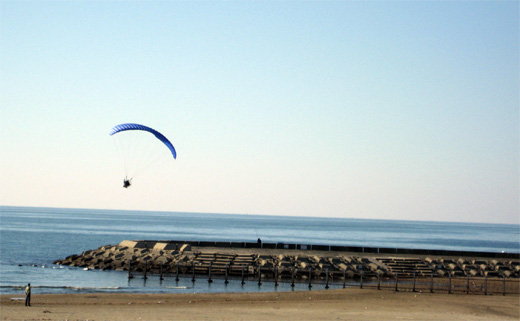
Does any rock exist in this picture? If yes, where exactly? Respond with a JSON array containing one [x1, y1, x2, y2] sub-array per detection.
[[341, 257, 352, 264], [156, 257, 170, 265], [103, 258, 114, 264], [179, 244, 191, 252], [367, 263, 379, 271], [154, 242, 177, 250], [310, 256, 321, 263], [119, 240, 147, 249]]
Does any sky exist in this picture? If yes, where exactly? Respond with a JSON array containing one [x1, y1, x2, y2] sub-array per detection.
[[1, 1, 518, 224]]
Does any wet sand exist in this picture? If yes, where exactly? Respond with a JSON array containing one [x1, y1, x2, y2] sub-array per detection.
[[2, 289, 519, 320]]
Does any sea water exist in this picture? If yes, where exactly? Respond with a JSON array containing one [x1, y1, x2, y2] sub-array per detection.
[[1, 206, 518, 295]]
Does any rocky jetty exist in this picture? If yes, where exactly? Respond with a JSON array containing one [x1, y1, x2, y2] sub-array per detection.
[[54, 240, 520, 282], [55, 241, 191, 273]]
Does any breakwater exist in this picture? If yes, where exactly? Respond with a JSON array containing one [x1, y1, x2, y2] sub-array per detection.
[[169, 239, 519, 259], [55, 240, 520, 282]]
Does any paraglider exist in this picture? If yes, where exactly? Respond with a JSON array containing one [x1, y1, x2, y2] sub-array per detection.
[[110, 123, 176, 188]]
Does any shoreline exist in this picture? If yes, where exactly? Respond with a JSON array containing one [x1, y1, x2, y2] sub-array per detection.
[[2, 289, 519, 320]]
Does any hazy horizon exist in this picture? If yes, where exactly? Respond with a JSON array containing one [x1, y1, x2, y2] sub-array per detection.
[[1, 205, 517, 226]]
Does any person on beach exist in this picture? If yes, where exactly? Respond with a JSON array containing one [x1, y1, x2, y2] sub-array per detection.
[[25, 283, 31, 306]]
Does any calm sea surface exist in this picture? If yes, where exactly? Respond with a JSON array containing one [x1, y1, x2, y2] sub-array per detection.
[[1, 206, 518, 295]]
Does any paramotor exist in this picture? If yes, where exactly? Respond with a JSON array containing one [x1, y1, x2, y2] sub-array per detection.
[[110, 123, 176, 187]]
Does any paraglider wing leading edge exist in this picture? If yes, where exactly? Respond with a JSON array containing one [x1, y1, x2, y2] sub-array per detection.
[[109, 123, 177, 159]]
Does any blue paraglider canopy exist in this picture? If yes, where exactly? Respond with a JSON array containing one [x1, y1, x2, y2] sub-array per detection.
[[109, 123, 176, 159]]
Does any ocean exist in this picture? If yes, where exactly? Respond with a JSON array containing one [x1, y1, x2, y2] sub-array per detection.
[[1, 206, 518, 295]]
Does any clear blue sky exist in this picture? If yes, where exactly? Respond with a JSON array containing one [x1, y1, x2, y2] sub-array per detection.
[[1, 1, 518, 224]]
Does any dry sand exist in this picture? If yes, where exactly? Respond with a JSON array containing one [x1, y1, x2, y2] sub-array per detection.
[[2, 289, 519, 321]]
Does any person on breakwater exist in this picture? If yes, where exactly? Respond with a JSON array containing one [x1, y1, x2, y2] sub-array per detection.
[[25, 283, 31, 307]]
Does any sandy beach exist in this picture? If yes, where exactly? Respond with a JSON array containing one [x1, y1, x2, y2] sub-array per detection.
[[2, 289, 519, 321]]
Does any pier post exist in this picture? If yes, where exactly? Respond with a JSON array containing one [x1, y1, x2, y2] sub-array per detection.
[[412, 271, 416, 292], [448, 271, 452, 294], [160, 263, 164, 281], [175, 262, 180, 282], [274, 266, 278, 287], [430, 272, 434, 293], [192, 261, 196, 282], [128, 260, 133, 279], [360, 270, 363, 289], [241, 264, 245, 285], [291, 266, 295, 287], [258, 265, 262, 286], [343, 269, 347, 289], [377, 271, 381, 290], [503, 275, 506, 296], [484, 274, 488, 295], [394, 272, 398, 292], [225, 264, 229, 284], [466, 274, 470, 294], [325, 268, 329, 289], [143, 260, 148, 280], [208, 262, 213, 283], [308, 268, 312, 289]]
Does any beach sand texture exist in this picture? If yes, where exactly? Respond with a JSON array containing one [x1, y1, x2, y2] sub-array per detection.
[[2, 289, 519, 321]]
